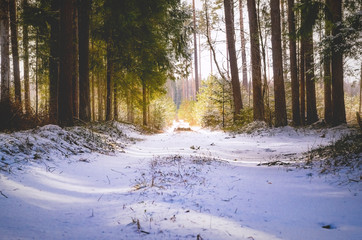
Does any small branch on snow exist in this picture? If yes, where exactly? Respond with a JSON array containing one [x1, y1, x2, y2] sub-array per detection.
[[348, 178, 360, 183], [0, 191, 8, 198], [111, 168, 123, 174], [110, 168, 126, 176], [89, 209, 94, 218], [106, 175, 111, 185], [97, 194, 103, 202]]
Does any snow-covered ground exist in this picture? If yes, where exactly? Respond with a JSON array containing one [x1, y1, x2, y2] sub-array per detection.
[[0, 122, 361, 240]]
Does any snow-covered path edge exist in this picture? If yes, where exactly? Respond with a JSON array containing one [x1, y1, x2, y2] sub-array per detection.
[[0, 123, 361, 240]]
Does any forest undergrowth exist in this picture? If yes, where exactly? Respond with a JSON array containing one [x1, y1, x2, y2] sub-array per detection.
[[0, 121, 139, 173], [1, 120, 361, 185], [301, 132, 362, 184]]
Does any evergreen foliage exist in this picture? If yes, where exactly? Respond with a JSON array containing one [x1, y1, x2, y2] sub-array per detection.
[[0, 0, 360, 130]]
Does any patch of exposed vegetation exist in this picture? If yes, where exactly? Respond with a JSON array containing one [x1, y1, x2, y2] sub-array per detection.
[[0, 121, 139, 173], [304, 132, 362, 183]]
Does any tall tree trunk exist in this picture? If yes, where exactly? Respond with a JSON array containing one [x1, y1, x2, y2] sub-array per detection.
[[259, 27, 268, 113], [209, 26, 213, 75], [78, 0, 91, 122], [323, 4, 332, 124], [147, 92, 150, 126], [130, 90, 134, 123], [72, 5, 79, 119], [58, 0, 74, 127], [9, 0, 21, 108], [91, 70, 95, 121], [35, 30, 39, 116], [247, 0, 264, 121], [301, 0, 318, 125], [97, 73, 103, 121], [300, 40, 305, 125], [126, 89, 131, 122], [303, 33, 318, 124], [239, 0, 248, 91], [280, 0, 288, 82], [323, 55, 332, 123], [327, 0, 345, 125], [198, 33, 202, 81], [142, 80, 147, 126], [204, 0, 213, 76], [49, 0, 59, 123], [22, 0, 31, 114], [271, 0, 287, 127], [224, 0, 243, 118], [106, 37, 113, 121], [192, 0, 199, 96], [0, 0, 11, 128], [287, 0, 300, 125], [113, 80, 118, 120]]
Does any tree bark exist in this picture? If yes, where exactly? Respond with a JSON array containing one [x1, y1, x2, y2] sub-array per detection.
[[287, 0, 300, 125], [9, 0, 21, 107], [323, 3, 332, 124], [58, 0, 74, 127], [72, 5, 79, 119], [247, 0, 264, 121], [49, 0, 59, 123], [35, 31, 39, 116], [239, 0, 248, 91], [22, 0, 31, 115], [224, 0, 243, 118], [0, 0, 11, 127], [97, 73, 103, 121], [113, 79, 118, 120], [323, 55, 332, 123], [91, 72, 95, 121], [327, 0, 346, 125], [78, 0, 91, 122], [192, 0, 199, 97], [300, 40, 305, 125], [106, 37, 113, 121], [303, 34, 318, 124], [271, 0, 287, 127], [280, 0, 288, 82], [301, 0, 318, 125], [142, 80, 147, 126], [1, 0, 10, 102]]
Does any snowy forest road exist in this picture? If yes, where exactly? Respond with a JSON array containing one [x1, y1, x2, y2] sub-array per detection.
[[0, 124, 361, 240]]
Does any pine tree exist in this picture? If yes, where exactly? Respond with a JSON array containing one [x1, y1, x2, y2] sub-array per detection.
[[300, 0, 318, 125], [49, 0, 60, 123], [9, 0, 21, 108], [0, 0, 11, 127], [72, 5, 79, 119], [239, 0, 248, 91], [270, 0, 287, 127], [327, 0, 346, 125], [247, 0, 264, 121], [22, 0, 31, 115], [106, 37, 113, 121], [58, 0, 74, 126], [224, 0, 243, 118], [78, 0, 91, 122], [193, 0, 199, 97], [287, 0, 300, 125], [323, 1, 332, 124]]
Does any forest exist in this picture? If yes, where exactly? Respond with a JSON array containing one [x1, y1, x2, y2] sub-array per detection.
[[0, 0, 360, 130], [0, 0, 361, 239]]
